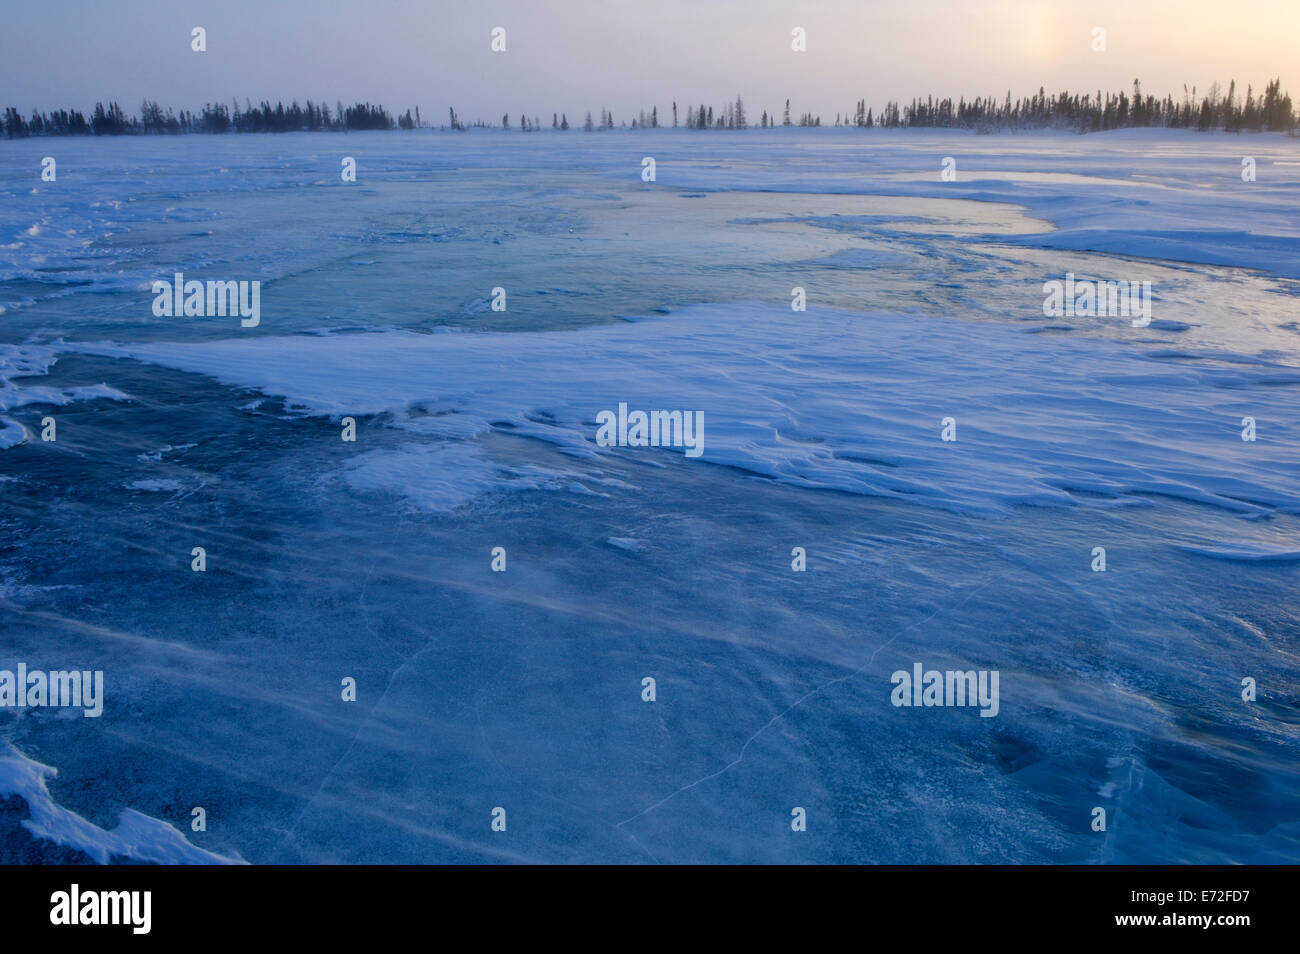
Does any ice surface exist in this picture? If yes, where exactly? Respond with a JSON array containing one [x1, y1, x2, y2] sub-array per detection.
[[1, 129, 1297, 864]]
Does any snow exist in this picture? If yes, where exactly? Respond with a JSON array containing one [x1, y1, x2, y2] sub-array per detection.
[[0, 742, 244, 864], [124, 478, 184, 492], [0, 419, 26, 450], [79, 302, 1300, 527], [0, 343, 129, 446]]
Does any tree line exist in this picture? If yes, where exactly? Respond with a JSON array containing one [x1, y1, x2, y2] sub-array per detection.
[[4, 79, 1295, 139], [856, 79, 1296, 133], [3, 99, 403, 137]]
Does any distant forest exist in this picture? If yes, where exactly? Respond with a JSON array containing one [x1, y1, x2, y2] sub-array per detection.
[[3, 79, 1296, 138]]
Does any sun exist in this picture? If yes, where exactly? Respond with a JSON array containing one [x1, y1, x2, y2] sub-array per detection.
[[1025, 2, 1065, 65]]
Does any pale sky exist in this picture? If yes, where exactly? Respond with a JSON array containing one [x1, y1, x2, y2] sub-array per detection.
[[2, 0, 1296, 122]]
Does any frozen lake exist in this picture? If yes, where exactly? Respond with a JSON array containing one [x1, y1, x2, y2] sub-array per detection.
[[1, 128, 1298, 863]]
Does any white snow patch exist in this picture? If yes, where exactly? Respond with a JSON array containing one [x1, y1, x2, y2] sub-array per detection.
[[74, 303, 1300, 524], [124, 478, 184, 493], [0, 344, 129, 447], [0, 419, 27, 449], [607, 537, 645, 552], [0, 743, 244, 864], [341, 442, 570, 512]]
